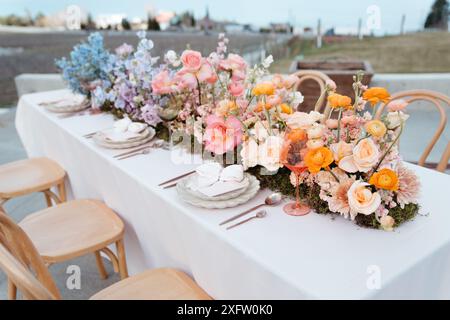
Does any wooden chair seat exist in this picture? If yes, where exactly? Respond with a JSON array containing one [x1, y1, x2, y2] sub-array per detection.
[[19, 199, 124, 264], [0, 157, 65, 199], [90, 268, 212, 300]]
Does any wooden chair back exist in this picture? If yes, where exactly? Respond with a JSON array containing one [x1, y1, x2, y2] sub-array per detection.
[[0, 210, 60, 299], [375, 89, 450, 172], [291, 70, 333, 116]]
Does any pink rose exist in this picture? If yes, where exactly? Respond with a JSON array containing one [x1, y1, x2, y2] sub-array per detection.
[[387, 99, 408, 112], [197, 61, 217, 84], [229, 81, 245, 97], [220, 53, 247, 71], [181, 50, 203, 72], [174, 70, 197, 90], [152, 70, 175, 95], [203, 115, 243, 155]]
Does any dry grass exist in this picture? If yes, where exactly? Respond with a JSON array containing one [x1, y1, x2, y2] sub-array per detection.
[[272, 32, 450, 74]]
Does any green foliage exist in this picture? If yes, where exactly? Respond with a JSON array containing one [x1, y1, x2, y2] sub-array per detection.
[[247, 166, 419, 229], [424, 0, 449, 29]]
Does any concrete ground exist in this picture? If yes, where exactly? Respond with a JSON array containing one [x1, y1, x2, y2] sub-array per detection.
[[0, 103, 448, 300], [0, 108, 120, 300]]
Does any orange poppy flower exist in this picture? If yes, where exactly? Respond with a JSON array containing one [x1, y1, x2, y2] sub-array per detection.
[[252, 82, 275, 96]]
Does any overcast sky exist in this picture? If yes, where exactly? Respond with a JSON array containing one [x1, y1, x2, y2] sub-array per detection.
[[1, 0, 436, 34]]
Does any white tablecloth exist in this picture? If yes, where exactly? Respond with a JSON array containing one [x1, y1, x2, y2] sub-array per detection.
[[15, 89, 450, 299]]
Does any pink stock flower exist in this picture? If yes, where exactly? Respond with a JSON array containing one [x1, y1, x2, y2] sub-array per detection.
[[203, 115, 243, 155], [180, 50, 203, 72], [151, 70, 176, 95], [228, 81, 245, 97]]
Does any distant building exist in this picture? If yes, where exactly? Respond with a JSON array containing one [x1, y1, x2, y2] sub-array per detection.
[[198, 7, 215, 31], [269, 23, 293, 33], [96, 14, 126, 29]]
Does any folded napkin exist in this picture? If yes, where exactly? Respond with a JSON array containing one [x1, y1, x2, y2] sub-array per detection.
[[113, 118, 148, 139], [187, 163, 245, 197], [113, 117, 133, 133]]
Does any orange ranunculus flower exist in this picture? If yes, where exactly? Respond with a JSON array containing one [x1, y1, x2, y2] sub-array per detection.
[[363, 87, 390, 106], [252, 82, 275, 96], [286, 129, 307, 142], [365, 120, 387, 138], [304, 147, 334, 173], [327, 93, 352, 109], [280, 103, 293, 114], [369, 168, 399, 191]]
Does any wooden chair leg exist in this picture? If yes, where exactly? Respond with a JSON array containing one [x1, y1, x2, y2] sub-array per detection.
[[116, 239, 128, 280], [57, 181, 67, 203], [8, 279, 17, 300], [94, 251, 108, 280], [44, 191, 53, 207]]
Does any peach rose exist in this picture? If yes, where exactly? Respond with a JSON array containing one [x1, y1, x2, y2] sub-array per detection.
[[181, 50, 203, 72], [330, 141, 353, 163], [387, 99, 408, 112], [306, 123, 325, 139], [347, 181, 381, 218], [338, 138, 380, 173], [307, 139, 324, 149], [325, 119, 339, 129]]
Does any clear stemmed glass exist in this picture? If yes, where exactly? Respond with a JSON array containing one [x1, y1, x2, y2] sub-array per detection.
[[280, 129, 311, 216]]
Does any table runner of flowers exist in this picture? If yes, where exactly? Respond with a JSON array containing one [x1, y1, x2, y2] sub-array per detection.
[[55, 32, 420, 231]]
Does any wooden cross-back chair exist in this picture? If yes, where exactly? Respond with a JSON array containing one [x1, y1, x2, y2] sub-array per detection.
[[375, 89, 450, 173], [291, 70, 333, 116], [0, 211, 60, 300], [0, 210, 211, 300]]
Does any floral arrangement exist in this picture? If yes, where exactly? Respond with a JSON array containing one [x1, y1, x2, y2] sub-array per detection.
[[58, 33, 421, 231], [56, 33, 115, 96]]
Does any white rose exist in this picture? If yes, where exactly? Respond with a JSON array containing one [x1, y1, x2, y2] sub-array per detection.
[[286, 112, 316, 130], [251, 121, 269, 142], [339, 138, 380, 173], [306, 139, 324, 149], [240, 139, 259, 169], [258, 135, 283, 172], [307, 123, 325, 139], [347, 181, 382, 219], [386, 111, 409, 129]]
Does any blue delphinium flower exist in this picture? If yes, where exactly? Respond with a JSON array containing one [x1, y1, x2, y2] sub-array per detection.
[[55, 33, 115, 95]]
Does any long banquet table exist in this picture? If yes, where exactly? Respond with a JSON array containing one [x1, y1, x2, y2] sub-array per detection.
[[15, 89, 450, 299]]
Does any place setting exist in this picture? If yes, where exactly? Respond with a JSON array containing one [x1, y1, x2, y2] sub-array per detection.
[[157, 162, 285, 230], [38, 93, 91, 118]]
